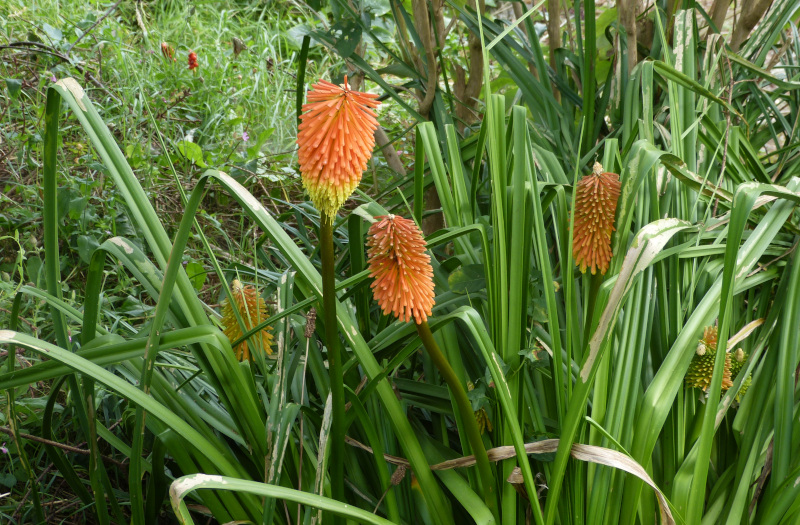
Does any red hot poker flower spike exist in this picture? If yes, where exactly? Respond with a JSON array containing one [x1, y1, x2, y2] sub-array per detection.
[[367, 215, 435, 324], [297, 77, 380, 220], [573, 162, 621, 275], [685, 326, 733, 392], [188, 51, 199, 70], [221, 279, 273, 361]]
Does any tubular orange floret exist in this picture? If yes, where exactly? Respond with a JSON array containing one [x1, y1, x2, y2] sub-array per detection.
[[221, 279, 273, 361], [573, 162, 621, 275], [297, 77, 381, 219], [367, 215, 435, 324]]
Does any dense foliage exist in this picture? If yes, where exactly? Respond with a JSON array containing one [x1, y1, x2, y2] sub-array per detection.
[[2, 0, 800, 524]]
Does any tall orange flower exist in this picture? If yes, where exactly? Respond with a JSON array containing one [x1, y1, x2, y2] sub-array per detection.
[[367, 215, 435, 324], [572, 162, 621, 275], [221, 279, 273, 361], [297, 78, 380, 220]]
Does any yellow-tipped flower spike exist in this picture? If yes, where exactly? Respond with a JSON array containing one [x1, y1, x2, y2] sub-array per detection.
[[735, 376, 752, 402], [573, 162, 621, 275], [367, 215, 435, 324], [297, 77, 381, 220], [730, 347, 751, 402], [221, 279, 273, 361], [475, 407, 493, 435], [685, 326, 733, 392]]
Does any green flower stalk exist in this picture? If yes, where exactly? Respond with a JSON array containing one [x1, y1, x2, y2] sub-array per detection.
[[367, 215, 498, 516]]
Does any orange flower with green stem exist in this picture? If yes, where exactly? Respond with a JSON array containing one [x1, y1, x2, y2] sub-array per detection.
[[296, 77, 380, 515], [366, 214, 498, 517], [297, 77, 380, 221]]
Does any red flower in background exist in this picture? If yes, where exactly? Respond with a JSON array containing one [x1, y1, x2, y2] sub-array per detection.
[[161, 42, 176, 62], [188, 51, 199, 70]]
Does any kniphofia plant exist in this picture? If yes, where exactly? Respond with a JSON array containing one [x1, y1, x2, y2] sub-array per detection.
[[366, 215, 498, 518], [297, 77, 380, 513]]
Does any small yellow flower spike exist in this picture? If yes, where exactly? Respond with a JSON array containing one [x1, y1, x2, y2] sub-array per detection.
[[221, 279, 273, 361], [685, 326, 733, 392], [475, 408, 493, 434], [297, 77, 381, 220], [367, 215, 435, 324], [730, 347, 751, 402], [573, 162, 621, 275]]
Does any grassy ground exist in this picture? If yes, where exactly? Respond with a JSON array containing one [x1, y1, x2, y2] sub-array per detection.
[[1, 1, 329, 521], [0, 0, 330, 310]]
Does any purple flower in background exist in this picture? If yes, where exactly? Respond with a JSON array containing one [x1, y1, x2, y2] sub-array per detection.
[[51, 75, 57, 83], [241, 131, 249, 142], [0, 442, 8, 454]]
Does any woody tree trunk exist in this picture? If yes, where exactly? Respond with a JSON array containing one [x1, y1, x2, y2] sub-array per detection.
[[453, 0, 486, 128], [401, 0, 487, 235], [619, 0, 639, 73], [708, 0, 731, 34], [730, 0, 775, 51]]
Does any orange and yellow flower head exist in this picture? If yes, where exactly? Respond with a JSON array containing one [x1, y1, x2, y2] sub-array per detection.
[[573, 162, 621, 275], [221, 279, 273, 361], [367, 215, 435, 324], [297, 78, 381, 220]]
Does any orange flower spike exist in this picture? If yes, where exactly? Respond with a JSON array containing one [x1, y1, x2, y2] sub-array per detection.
[[221, 279, 273, 361], [297, 78, 381, 220], [573, 162, 621, 275], [367, 215, 435, 324]]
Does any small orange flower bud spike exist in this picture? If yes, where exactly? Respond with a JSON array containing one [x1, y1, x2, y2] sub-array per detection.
[[188, 51, 199, 70], [573, 162, 621, 275], [367, 215, 435, 324], [221, 279, 273, 361], [297, 78, 381, 220], [161, 42, 176, 61]]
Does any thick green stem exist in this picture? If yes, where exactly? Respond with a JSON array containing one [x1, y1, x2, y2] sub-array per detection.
[[320, 213, 345, 516], [417, 320, 498, 518], [583, 272, 604, 347]]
